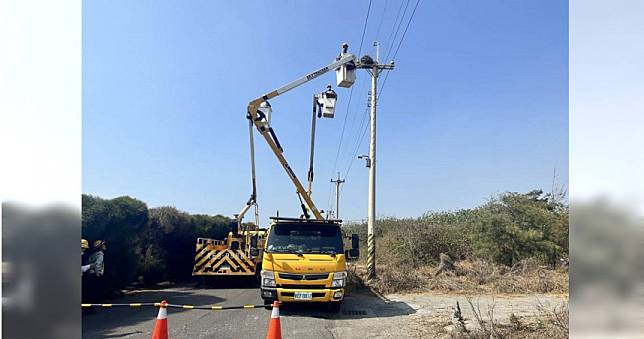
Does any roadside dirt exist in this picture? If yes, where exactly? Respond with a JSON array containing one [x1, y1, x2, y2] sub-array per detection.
[[385, 292, 568, 338]]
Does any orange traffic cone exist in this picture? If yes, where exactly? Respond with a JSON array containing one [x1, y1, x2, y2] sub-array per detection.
[[265, 301, 282, 339], [151, 300, 168, 339]]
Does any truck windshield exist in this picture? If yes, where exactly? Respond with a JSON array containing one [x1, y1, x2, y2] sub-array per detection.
[[266, 223, 343, 254]]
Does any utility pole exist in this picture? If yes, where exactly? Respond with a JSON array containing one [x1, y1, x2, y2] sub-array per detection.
[[358, 41, 394, 281], [330, 172, 345, 219]]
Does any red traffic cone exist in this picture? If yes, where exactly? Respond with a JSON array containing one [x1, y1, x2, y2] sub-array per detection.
[[151, 300, 168, 339], [265, 301, 282, 339]]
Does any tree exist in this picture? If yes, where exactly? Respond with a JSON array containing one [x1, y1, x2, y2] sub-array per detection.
[[471, 190, 568, 266], [82, 194, 149, 295], [140, 207, 232, 283]]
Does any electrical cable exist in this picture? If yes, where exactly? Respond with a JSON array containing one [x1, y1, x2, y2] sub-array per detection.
[[329, 0, 372, 189], [384, 0, 411, 63]]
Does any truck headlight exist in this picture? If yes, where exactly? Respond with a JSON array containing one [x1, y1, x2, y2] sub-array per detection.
[[331, 271, 347, 288], [261, 270, 276, 288]]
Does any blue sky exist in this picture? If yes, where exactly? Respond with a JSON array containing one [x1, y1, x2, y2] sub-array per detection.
[[83, 0, 568, 223]]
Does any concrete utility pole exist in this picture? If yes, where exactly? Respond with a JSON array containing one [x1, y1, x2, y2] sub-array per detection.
[[330, 172, 345, 219], [358, 41, 394, 281]]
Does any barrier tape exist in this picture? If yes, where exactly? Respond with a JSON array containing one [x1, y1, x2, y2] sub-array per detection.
[[81, 303, 265, 310]]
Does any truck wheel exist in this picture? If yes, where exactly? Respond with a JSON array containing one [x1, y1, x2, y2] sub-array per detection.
[[254, 265, 262, 287], [253, 272, 261, 287], [263, 299, 274, 310], [327, 301, 342, 313]]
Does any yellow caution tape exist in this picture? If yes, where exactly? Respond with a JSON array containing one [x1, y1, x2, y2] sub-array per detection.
[[81, 302, 265, 310]]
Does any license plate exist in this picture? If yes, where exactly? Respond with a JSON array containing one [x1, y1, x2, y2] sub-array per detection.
[[294, 292, 312, 300]]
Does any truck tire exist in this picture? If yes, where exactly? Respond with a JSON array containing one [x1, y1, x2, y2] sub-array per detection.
[[327, 301, 342, 313], [253, 264, 262, 288]]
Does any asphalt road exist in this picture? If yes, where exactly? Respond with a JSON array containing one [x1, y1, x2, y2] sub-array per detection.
[[82, 281, 417, 339]]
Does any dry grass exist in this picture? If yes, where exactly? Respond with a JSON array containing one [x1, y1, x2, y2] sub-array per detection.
[[362, 258, 568, 295], [409, 299, 569, 339]]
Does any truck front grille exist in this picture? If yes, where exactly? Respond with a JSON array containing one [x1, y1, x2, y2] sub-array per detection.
[[277, 284, 326, 290], [278, 273, 329, 280]]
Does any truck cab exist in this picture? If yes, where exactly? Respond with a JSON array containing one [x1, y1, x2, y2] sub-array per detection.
[[259, 217, 359, 311]]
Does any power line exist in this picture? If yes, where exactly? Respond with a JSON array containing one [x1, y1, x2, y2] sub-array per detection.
[[339, 82, 369, 170], [391, 0, 421, 60], [344, 109, 370, 179], [330, 0, 372, 178], [340, 90, 370, 176], [357, 0, 373, 56], [384, 0, 406, 52], [379, 0, 421, 98], [384, 0, 411, 62], [340, 0, 392, 179], [327, 0, 373, 210], [345, 0, 421, 179], [330, 87, 354, 177], [343, 99, 370, 179], [374, 0, 389, 42]]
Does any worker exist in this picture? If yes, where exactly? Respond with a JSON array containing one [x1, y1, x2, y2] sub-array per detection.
[[84, 240, 106, 303], [88, 240, 105, 277], [81, 239, 91, 274], [256, 101, 272, 131]]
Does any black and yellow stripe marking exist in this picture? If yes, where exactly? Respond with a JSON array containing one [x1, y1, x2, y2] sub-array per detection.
[[192, 247, 257, 276], [367, 233, 376, 279], [81, 303, 263, 310]]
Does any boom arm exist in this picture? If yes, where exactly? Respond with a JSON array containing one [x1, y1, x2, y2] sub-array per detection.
[[247, 51, 357, 118], [245, 44, 357, 221]]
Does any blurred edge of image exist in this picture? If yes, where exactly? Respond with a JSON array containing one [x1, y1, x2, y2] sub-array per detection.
[[2, 204, 80, 339], [569, 0, 644, 337], [1, 0, 82, 338]]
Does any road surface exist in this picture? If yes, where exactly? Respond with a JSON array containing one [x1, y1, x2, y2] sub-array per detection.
[[82, 281, 416, 339], [82, 280, 567, 338]]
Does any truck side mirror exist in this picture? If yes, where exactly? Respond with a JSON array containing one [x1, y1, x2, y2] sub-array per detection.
[[349, 234, 360, 259]]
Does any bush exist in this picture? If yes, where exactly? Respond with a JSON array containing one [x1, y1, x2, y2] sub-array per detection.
[[374, 266, 426, 294], [139, 207, 231, 284], [82, 195, 149, 296], [471, 190, 568, 267], [344, 211, 475, 269], [82, 194, 232, 294], [378, 219, 472, 268], [351, 190, 569, 294]]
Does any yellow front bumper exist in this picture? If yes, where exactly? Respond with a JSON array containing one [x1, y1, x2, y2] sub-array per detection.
[[276, 288, 344, 302]]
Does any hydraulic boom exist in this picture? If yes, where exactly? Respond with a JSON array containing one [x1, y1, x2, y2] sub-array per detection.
[[240, 43, 358, 223]]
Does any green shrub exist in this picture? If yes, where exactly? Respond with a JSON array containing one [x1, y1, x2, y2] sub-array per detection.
[[346, 190, 568, 270], [140, 207, 231, 283], [82, 194, 232, 292], [82, 195, 149, 295], [471, 190, 568, 266]]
